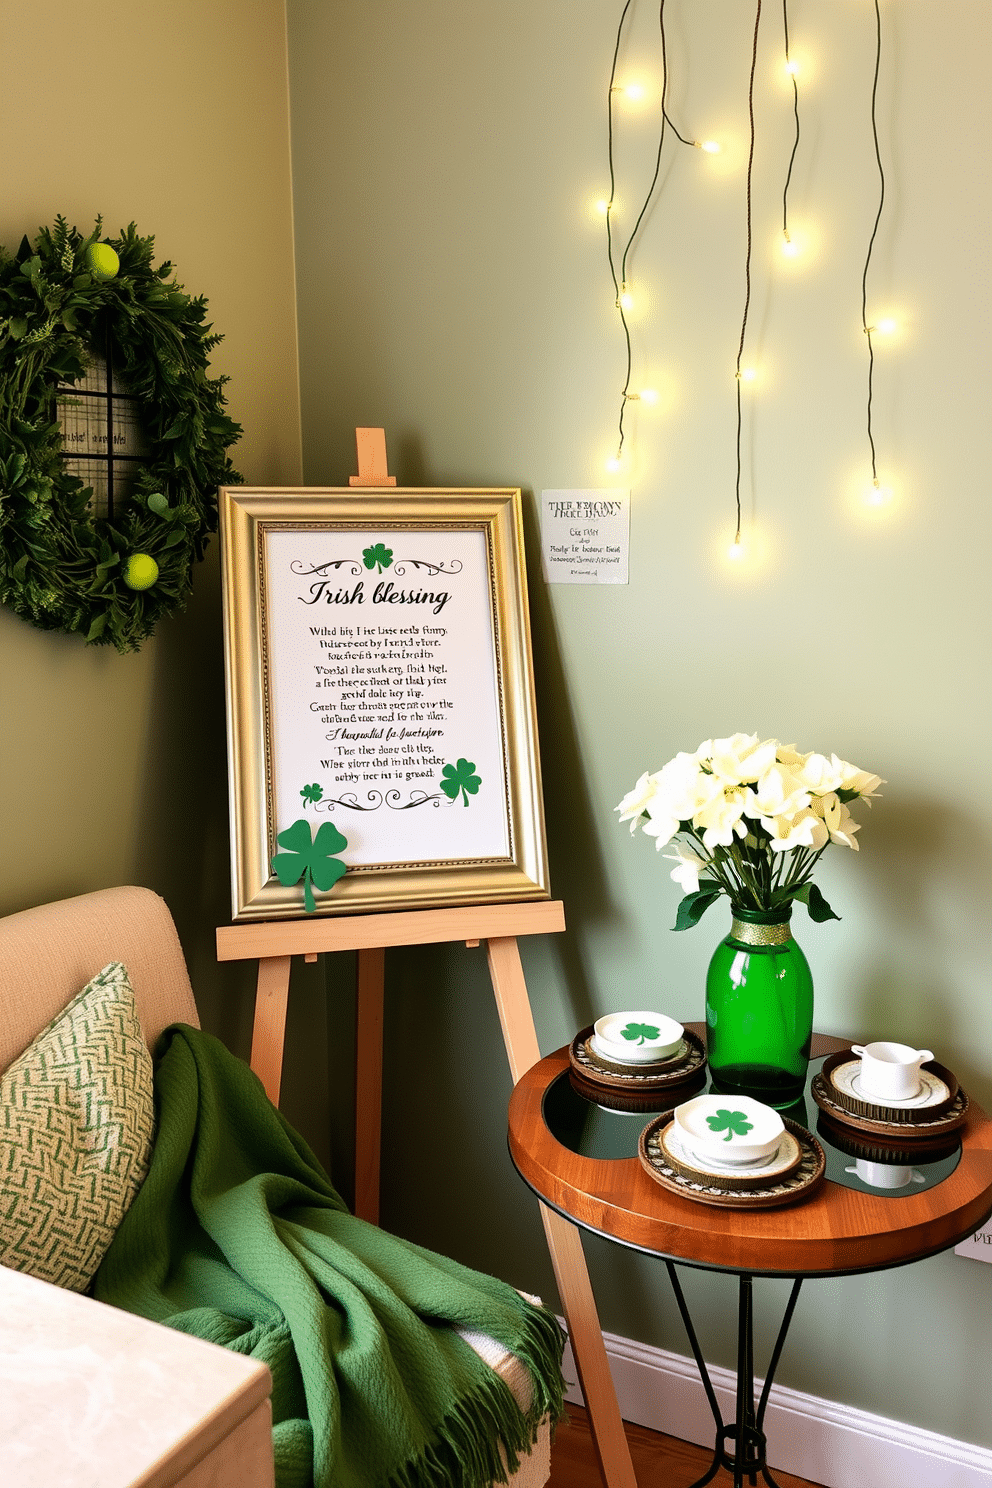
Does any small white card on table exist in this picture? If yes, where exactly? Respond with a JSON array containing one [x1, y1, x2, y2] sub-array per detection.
[[541, 489, 629, 585]]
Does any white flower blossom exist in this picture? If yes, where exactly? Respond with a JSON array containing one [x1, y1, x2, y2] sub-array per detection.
[[664, 845, 709, 894], [811, 792, 862, 849], [743, 761, 811, 822], [764, 808, 830, 852], [618, 733, 883, 915], [706, 733, 778, 785], [615, 770, 661, 833], [795, 752, 846, 794]]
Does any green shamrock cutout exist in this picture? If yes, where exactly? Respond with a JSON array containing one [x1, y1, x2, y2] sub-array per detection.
[[300, 782, 323, 805], [621, 1021, 661, 1045], [363, 543, 393, 574], [439, 758, 482, 807], [271, 818, 347, 914], [705, 1109, 754, 1143]]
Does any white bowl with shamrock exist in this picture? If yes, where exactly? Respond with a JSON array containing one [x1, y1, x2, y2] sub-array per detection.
[[592, 1011, 684, 1064], [673, 1094, 785, 1167]]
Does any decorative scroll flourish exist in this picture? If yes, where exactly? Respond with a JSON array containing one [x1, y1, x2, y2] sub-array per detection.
[[289, 554, 463, 580], [303, 787, 447, 813], [290, 558, 365, 578], [391, 557, 464, 577]]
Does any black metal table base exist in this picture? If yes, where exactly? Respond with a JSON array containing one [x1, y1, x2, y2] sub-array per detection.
[[665, 1263, 804, 1488]]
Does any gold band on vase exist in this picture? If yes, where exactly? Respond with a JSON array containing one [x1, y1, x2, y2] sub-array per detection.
[[730, 917, 793, 947]]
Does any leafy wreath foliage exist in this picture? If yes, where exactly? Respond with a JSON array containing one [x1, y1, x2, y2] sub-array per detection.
[[0, 217, 242, 652]]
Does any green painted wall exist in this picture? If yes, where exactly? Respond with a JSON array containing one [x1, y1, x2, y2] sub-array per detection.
[[0, 0, 339, 1150], [285, 0, 992, 1447]]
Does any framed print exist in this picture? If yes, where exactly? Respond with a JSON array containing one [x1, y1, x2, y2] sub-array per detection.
[[220, 487, 550, 921]]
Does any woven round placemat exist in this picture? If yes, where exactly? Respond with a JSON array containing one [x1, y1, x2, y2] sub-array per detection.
[[811, 1070, 968, 1141], [638, 1113, 825, 1209], [821, 1050, 958, 1122], [569, 1025, 706, 1089]]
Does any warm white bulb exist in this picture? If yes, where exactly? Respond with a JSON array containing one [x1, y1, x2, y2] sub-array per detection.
[[784, 60, 800, 76], [595, 198, 610, 216], [619, 291, 634, 311], [865, 480, 892, 508], [781, 232, 799, 258], [639, 387, 659, 405], [624, 83, 644, 101], [739, 367, 756, 383], [876, 317, 897, 335], [605, 456, 622, 473], [727, 539, 745, 561], [699, 139, 721, 154]]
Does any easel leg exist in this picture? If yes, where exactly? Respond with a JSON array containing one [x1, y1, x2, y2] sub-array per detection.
[[354, 945, 386, 1224], [250, 955, 292, 1107], [485, 937, 637, 1488]]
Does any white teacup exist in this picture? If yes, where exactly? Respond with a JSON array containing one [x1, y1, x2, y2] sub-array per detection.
[[846, 1159, 915, 1190], [850, 1041, 934, 1102]]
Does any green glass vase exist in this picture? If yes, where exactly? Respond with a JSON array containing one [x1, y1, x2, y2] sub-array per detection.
[[704, 905, 813, 1106]]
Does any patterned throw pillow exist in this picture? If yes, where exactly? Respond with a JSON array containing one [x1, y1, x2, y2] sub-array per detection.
[[0, 962, 155, 1292]]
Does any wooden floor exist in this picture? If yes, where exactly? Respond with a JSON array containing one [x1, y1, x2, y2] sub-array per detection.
[[548, 1405, 824, 1488]]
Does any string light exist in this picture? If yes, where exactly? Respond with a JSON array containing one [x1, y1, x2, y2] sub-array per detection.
[[781, 0, 801, 259], [601, 0, 735, 468], [864, 478, 892, 508], [731, 0, 763, 552], [591, 0, 904, 554], [604, 0, 670, 466], [861, 0, 888, 497]]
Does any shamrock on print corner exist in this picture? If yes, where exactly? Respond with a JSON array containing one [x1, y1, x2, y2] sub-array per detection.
[[439, 758, 482, 807], [271, 817, 348, 914]]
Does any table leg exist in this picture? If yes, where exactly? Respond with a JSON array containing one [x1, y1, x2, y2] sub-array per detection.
[[665, 1264, 803, 1488]]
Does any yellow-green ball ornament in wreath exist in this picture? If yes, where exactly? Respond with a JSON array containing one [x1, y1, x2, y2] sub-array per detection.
[[0, 217, 242, 652]]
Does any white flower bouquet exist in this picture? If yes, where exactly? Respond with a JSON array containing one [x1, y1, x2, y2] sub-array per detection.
[[616, 733, 883, 929]]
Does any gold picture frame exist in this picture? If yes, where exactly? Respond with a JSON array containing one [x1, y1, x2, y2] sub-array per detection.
[[219, 487, 550, 921]]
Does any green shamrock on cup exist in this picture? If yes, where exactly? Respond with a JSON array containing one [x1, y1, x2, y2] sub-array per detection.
[[706, 1109, 755, 1143], [621, 1021, 661, 1045]]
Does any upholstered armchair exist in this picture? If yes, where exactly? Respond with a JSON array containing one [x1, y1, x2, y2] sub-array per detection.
[[0, 886, 558, 1488]]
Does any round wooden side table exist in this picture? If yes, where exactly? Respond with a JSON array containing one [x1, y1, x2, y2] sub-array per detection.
[[508, 1029, 992, 1488]]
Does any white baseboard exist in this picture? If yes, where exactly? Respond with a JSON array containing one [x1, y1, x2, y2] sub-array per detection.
[[560, 1325, 992, 1488]]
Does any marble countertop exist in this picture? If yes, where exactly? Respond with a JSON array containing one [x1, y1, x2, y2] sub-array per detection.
[[0, 1264, 272, 1488]]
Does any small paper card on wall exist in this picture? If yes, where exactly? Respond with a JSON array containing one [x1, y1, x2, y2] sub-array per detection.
[[540, 490, 629, 584]]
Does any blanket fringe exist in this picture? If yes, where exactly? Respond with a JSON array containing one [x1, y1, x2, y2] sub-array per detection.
[[387, 1306, 566, 1488]]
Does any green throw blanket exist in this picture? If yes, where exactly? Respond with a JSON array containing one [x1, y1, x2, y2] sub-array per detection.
[[93, 1025, 565, 1488]]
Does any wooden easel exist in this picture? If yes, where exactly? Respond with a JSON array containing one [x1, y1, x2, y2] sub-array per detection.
[[216, 431, 637, 1488]]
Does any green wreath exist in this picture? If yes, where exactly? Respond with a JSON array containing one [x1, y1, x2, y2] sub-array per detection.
[[0, 216, 242, 652]]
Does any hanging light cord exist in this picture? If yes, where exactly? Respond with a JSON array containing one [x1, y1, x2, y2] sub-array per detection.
[[734, 0, 763, 546], [781, 0, 800, 239], [862, 0, 885, 485], [606, 0, 670, 463]]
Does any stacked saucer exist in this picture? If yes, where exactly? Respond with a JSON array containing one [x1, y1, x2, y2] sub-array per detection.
[[568, 1012, 706, 1111], [639, 1093, 825, 1209], [811, 1050, 968, 1142]]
